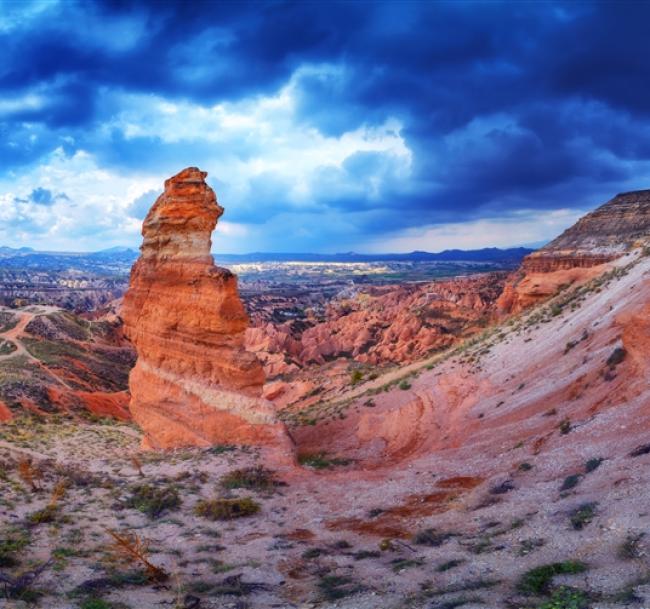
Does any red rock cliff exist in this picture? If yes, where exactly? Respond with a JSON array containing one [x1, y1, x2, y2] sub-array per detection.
[[122, 167, 292, 454], [498, 189, 650, 313]]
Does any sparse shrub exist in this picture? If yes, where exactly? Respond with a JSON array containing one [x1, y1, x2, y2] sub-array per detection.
[[80, 599, 112, 609], [398, 380, 412, 390], [105, 528, 168, 582], [413, 529, 453, 547], [618, 532, 645, 560], [302, 547, 324, 559], [220, 466, 280, 491], [17, 458, 42, 492], [517, 561, 587, 594], [0, 528, 30, 568], [27, 504, 59, 525], [436, 558, 465, 572], [560, 474, 581, 492], [125, 483, 181, 519], [350, 370, 364, 385], [207, 444, 237, 455], [194, 497, 260, 520], [538, 586, 590, 609], [569, 503, 597, 530], [298, 452, 351, 469], [317, 574, 361, 601], [518, 538, 545, 556], [518, 462, 533, 471], [353, 550, 380, 560], [606, 347, 626, 368], [629, 443, 650, 457], [559, 419, 572, 435], [584, 457, 604, 473], [490, 479, 515, 495], [391, 557, 424, 572]]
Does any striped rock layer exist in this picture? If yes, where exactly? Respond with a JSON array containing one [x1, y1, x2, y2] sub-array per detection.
[[122, 167, 292, 454]]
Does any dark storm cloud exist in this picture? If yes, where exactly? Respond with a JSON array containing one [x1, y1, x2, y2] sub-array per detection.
[[2, 0, 650, 248]]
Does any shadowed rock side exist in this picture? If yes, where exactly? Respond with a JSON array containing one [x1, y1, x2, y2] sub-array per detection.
[[121, 167, 292, 454], [498, 189, 650, 313]]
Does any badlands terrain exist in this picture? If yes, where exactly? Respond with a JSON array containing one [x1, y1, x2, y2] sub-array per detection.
[[1, 180, 650, 609]]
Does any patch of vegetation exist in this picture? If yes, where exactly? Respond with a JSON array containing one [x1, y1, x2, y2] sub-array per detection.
[[606, 347, 626, 368], [317, 574, 362, 601], [518, 462, 533, 471], [560, 474, 582, 492], [618, 532, 645, 560], [413, 528, 454, 547], [518, 538, 545, 556], [297, 452, 351, 469], [629, 443, 650, 457], [559, 419, 572, 435], [194, 497, 260, 520], [398, 380, 412, 390], [79, 599, 113, 609], [569, 503, 597, 530], [391, 557, 424, 572], [125, 483, 181, 519], [436, 558, 465, 572], [27, 504, 60, 525], [207, 444, 237, 455], [0, 527, 30, 567], [220, 466, 280, 492], [584, 457, 604, 473], [0, 339, 17, 355], [350, 369, 364, 385], [538, 586, 590, 609], [353, 550, 380, 560], [0, 311, 18, 333], [517, 561, 588, 595]]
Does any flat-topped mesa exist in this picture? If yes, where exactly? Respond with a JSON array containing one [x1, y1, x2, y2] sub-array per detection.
[[523, 189, 650, 272], [498, 189, 650, 314], [122, 167, 293, 456]]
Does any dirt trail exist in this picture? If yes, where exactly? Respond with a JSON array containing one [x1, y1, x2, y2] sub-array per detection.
[[0, 310, 39, 362]]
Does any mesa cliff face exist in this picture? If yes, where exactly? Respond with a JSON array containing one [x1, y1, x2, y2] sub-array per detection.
[[122, 167, 292, 453], [498, 189, 650, 313]]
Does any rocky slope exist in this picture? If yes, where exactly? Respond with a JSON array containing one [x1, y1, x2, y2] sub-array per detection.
[[122, 167, 291, 454], [498, 189, 650, 313], [0, 305, 133, 421], [246, 274, 507, 407]]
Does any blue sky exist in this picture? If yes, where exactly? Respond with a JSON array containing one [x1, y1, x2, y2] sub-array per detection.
[[1, 1, 649, 253]]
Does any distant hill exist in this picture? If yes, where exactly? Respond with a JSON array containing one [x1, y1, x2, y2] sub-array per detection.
[[0, 245, 534, 274], [215, 247, 534, 263]]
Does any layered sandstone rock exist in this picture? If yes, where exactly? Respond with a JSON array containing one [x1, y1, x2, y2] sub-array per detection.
[[498, 189, 650, 313], [246, 273, 506, 378], [122, 167, 292, 453]]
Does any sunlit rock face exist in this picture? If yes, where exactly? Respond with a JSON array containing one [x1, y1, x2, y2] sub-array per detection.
[[122, 167, 293, 455], [497, 189, 650, 313]]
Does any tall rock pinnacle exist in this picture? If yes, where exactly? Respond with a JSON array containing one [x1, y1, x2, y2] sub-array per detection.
[[122, 167, 293, 455]]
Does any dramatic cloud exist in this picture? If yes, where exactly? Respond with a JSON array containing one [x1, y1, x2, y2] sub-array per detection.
[[1, 1, 650, 252]]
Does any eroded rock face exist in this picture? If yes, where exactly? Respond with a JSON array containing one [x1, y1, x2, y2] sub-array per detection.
[[498, 189, 650, 313], [122, 167, 292, 453]]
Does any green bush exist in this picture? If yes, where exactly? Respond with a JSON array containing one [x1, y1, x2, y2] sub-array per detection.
[[220, 466, 279, 491], [517, 561, 587, 595], [126, 483, 181, 519], [194, 497, 260, 520]]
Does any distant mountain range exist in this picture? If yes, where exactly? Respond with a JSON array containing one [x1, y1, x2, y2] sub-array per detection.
[[0, 245, 534, 272], [215, 247, 535, 263]]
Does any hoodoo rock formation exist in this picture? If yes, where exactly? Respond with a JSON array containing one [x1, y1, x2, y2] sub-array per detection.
[[498, 189, 650, 313], [122, 167, 292, 454]]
